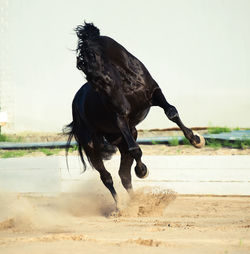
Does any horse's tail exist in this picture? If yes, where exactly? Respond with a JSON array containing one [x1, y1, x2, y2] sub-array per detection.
[[63, 88, 117, 171], [75, 22, 101, 77], [63, 122, 77, 170], [63, 105, 90, 172], [64, 120, 117, 172]]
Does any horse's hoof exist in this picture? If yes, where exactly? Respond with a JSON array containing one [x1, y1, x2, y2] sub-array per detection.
[[135, 164, 149, 179], [192, 132, 205, 148]]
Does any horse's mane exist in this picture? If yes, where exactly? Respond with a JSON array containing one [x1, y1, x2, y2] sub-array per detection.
[[75, 22, 101, 75]]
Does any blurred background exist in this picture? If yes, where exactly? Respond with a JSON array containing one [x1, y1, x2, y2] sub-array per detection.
[[0, 0, 250, 133]]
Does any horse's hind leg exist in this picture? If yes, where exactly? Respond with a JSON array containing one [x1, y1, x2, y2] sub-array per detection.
[[118, 150, 134, 193], [152, 89, 205, 148], [84, 144, 118, 203], [117, 138, 135, 194]]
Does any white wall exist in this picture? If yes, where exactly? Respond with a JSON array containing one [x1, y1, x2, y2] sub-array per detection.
[[1, 0, 250, 132]]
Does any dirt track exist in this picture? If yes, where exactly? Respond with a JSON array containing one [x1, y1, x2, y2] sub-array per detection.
[[0, 187, 250, 254], [1, 131, 250, 253]]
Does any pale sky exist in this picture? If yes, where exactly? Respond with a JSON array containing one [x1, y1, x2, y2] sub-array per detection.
[[1, 0, 250, 132]]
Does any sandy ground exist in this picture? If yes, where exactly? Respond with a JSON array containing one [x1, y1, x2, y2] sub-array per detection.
[[1, 131, 250, 253], [0, 186, 250, 254]]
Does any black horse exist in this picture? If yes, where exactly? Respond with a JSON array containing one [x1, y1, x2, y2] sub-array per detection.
[[65, 22, 205, 203]]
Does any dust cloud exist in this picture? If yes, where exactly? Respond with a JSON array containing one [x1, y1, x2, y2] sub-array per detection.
[[116, 187, 176, 217], [0, 185, 176, 233], [1, 186, 249, 254]]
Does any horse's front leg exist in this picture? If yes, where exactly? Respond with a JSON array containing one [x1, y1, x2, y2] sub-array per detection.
[[116, 115, 148, 179], [152, 89, 205, 148]]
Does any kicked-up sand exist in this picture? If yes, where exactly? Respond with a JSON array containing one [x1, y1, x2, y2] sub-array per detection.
[[0, 185, 250, 254]]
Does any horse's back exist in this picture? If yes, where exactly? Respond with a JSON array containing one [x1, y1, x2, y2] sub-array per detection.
[[98, 35, 159, 99]]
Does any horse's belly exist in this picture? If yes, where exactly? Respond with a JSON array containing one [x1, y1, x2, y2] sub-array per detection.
[[84, 84, 150, 133], [86, 102, 149, 134], [129, 108, 150, 126], [87, 107, 150, 133], [85, 103, 118, 133]]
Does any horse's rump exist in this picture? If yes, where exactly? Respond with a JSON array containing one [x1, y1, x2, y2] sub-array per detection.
[[75, 22, 159, 103], [64, 83, 117, 170]]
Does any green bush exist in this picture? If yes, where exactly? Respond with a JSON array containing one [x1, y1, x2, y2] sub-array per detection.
[[208, 127, 231, 134], [206, 139, 250, 149], [151, 140, 161, 145], [0, 150, 29, 158], [168, 138, 179, 146], [69, 145, 78, 152], [0, 134, 23, 142], [0, 134, 10, 142], [182, 138, 190, 145], [206, 139, 222, 149], [39, 148, 60, 156]]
